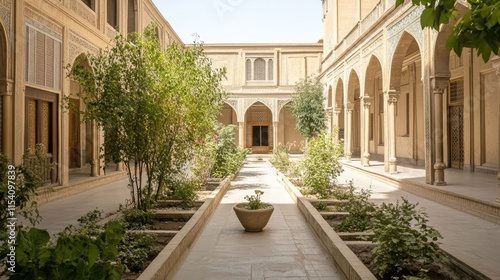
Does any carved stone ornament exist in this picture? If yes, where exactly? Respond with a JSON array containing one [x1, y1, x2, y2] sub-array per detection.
[[387, 90, 400, 104], [363, 95, 372, 108], [431, 76, 450, 95]]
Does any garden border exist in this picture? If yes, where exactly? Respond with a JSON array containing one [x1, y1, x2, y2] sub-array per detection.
[[137, 176, 231, 280], [273, 164, 377, 280]]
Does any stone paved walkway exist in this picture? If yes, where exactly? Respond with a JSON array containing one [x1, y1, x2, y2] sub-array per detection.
[[172, 160, 342, 280]]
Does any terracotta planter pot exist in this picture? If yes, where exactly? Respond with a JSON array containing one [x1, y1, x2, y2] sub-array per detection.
[[233, 203, 274, 232]]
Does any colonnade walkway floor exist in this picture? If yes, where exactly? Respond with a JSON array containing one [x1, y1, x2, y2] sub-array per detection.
[[172, 160, 342, 280]]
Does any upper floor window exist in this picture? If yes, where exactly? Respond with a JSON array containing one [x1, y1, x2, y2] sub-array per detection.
[[246, 57, 274, 81], [82, 0, 95, 11], [107, 0, 117, 28], [128, 0, 138, 35]]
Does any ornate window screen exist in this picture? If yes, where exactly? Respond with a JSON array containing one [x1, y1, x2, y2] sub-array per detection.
[[449, 80, 464, 104], [252, 111, 268, 123], [25, 24, 62, 90]]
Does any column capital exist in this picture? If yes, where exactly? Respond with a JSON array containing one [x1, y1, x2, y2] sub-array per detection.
[[362, 95, 372, 108], [334, 106, 342, 115], [430, 75, 450, 95], [345, 102, 354, 112], [386, 90, 400, 104], [0, 79, 14, 96]]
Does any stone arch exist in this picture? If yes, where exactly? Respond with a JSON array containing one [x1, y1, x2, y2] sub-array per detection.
[[347, 70, 361, 158], [218, 101, 239, 145], [245, 101, 273, 153], [68, 54, 101, 175], [389, 31, 422, 92], [0, 20, 8, 156], [334, 78, 344, 109]]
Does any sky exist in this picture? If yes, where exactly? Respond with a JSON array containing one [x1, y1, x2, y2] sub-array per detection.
[[151, 0, 323, 44]]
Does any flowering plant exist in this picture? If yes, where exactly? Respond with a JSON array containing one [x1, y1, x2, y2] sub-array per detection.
[[244, 190, 265, 210]]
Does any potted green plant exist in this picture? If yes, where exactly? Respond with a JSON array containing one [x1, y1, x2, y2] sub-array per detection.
[[233, 190, 274, 232]]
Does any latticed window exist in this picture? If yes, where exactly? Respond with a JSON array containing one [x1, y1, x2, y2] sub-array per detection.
[[449, 80, 464, 104], [25, 24, 62, 90], [268, 59, 274, 80], [254, 58, 266, 80], [246, 59, 252, 80]]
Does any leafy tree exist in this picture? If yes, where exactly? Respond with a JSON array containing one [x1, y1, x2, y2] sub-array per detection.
[[66, 23, 227, 210], [300, 132, 343, 198], [290, 77, 327, 139], [397, 0, 500, 61]]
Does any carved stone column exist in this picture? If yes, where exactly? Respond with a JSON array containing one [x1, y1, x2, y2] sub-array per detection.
[[345, 102, 354, 162], [362, 96, 372, 167], [90, 121, 98, 177], [387, 90, 400, 174], [272, 121, 278, 150], [492, 57, 500, 202], [238, 122, 246, 148], [327, 108, 333, 137], [1, 80, 13, 159], [334, 106, 342, 140], [432, 76, 450, 185]]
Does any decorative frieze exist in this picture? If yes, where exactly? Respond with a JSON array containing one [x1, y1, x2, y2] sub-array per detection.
[[25, 8, 62, 41], [67, 0, 96, 26], [277, 98, 291, 114], [68, 30, 99, 63], [0, 0, 11, 39]]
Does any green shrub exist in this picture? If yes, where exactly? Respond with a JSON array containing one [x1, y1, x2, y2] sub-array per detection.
[[118, 232, 155, 273], [336, 185, 376, 232], [122, 208, 155, 230], [369, 197, 443, 279], [270, 143, 291, 171], [12, 221, 125, 280], [167, 179, 200, 208], [313, 202, 328, 211], [210, 125, 248, 178], [300, 132, 343, 198]]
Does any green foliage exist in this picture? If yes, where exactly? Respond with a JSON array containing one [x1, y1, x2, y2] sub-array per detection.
[[290, 76, 327, 139], [397, 0, 500, 62], [118, 232, 155, 273], [167, 179, 200, 208], [369, 197, 443, 279], [191, 133, 217, 186], [244, 190, 265, 210], [66, 23, 227, 210], [210, 125, 248, 178], [313, 202, 328, 211], [270, 143, 291, 172], [13, 221, 125, 280], [300, 132, 344, 198], [336, 184, 376, 232], [121, 208, 155, 230]]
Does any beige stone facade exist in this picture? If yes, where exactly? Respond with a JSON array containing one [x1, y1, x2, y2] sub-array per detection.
[[0, 0, 181, 186], [204, 44, 323, 154], [321, 0, 500, 200]]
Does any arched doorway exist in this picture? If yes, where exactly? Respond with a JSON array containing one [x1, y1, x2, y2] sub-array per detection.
[[334, 79, 344, 141], [347, 70, 361, 157], [245, 102, 272, 154], [364, 55, 384, 161], [278, 101, 304, 153], [217, 102, 239, 145], [390, 32, 424, 166]]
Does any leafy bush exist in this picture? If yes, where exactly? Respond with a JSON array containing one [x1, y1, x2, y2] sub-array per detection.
[[336, 185, 376, 232], [210, 125, 248, 178], [369, 197, 443, 279], [270, 143, 291, 171], [167, 179, 200, 208], [300, 132, 343, 198], [121, 208, 155, 230], [118, 232, 155, 273], [12, 221, 125, 280], [313, 202, 328, 211]]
